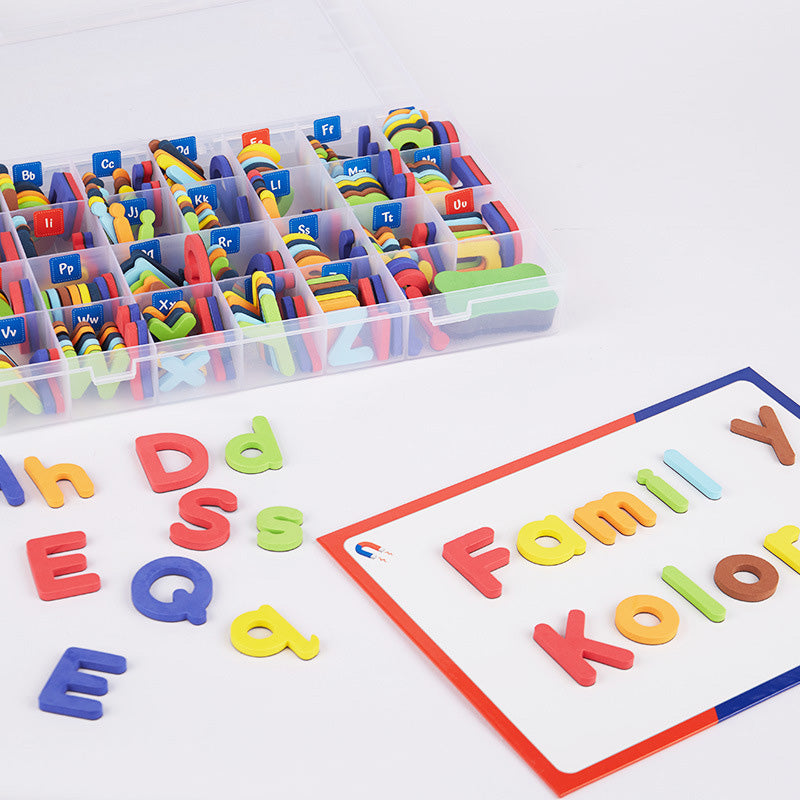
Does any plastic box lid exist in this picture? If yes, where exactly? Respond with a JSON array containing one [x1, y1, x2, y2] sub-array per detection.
[[0, 0, 421, 159]]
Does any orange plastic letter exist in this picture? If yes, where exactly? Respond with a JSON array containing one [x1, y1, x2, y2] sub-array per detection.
[[573, 491, 656, 545], [24, 457, 94, 509]]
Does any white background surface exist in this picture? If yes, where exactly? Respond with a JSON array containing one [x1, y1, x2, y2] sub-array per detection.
[[1, 1, 799, 798]]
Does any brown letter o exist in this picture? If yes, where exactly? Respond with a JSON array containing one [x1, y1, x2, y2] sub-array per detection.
[[714, 554, 779, 602]]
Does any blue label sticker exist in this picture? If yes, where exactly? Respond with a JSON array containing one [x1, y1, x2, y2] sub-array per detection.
[[92, 149, 122, 177], [169, 136, 198, 162], [264, 169, 290, 197], [288, 214, 319, 239], [0, 316, 25, 345], [12, 161, 43, 186], [413, 146, 442, 168], [152, 289, 182, 314], [373, 202, 402, 229], [71, 304, 104, 330], [122, 198, 147, 222], [321, 260, 352, 281], [49, 253, 82, 284], [187, 184, 218, 209], [131, 239, 161, 262], [342, 157, 370, 176], [314, 115, 342, 143], [209, 226, 240, 253]]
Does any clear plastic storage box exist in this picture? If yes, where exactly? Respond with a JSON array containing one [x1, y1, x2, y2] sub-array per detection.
[[0, 1, 564, 432]]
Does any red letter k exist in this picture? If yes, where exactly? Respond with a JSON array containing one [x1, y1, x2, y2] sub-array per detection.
[[534, 609, 634, 686]]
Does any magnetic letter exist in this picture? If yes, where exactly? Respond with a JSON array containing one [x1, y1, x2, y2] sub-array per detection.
[[225, 416, 283, 474], [26, 531, 101, 601], [131, 556, 212, 624], [533, 609, 634, 687], [256, 506, 303, 552], [24, 457, 94, 508], [661, 565, 726, 622], [764, 525, 800, 574], [636, 469, 688, 513], [663, 449, 721, 499], [714, 554, 779, 602], [169, 488, 238, 550], [615, 594, 680, 644], [442, 527, 510, 599], [730, 405, 795, 466], [135, 432, 208, 493], [0, 454, 24, 506], [573, 491, 656, 545], [230, 605, 319, 659], [39, 647, 126, 720], [517, 515, 586, 566]]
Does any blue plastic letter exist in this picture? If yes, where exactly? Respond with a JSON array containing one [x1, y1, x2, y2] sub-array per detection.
[[38, 647, 127, 720], [0, 454, 24, 506], [131, 556, 213, 625], [663, 449, 722, 500]]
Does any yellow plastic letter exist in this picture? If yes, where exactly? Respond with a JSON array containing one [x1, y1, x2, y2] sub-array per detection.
[[230, 605, 319, 660], [764, 525, 800, 574], [517, 515, 586, 566]]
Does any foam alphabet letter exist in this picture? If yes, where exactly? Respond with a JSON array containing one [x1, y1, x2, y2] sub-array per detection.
[[169, 488, 238, 550], [24, 457, 94, 508], [26, 531, 101, 600], [533, 609, 634, 686], [573, 491, 656, 545], [327, 307, 373, 366], [225, 416, 283, 474], [256, 506, 304, 551], [442, 527, 510, 599], [663, 449, 722, 499], [134, 432, 209, 493], [636, 469, 688, 513], [730, 405, 795, 466], [764, 525, 800, 574], [130, 556, 213, 625], [230, 605, 319, 659], [714, 554, 779, 602], [661, 565, 726, 622], [0, 454, 24, 506], [0, 377, 43, 425], [517, 515, 586, 566], [39, 647, 127, 720], [615, 595, 680, 645]]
